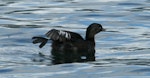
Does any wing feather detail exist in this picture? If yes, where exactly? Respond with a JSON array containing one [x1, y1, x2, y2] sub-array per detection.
[[45, 29, 72, 41]]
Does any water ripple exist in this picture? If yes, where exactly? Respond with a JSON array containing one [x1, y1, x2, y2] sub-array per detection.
[[0, 0, 150, 77]]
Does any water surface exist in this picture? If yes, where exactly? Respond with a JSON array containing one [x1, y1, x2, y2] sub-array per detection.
[[0, 0, 150, 78]]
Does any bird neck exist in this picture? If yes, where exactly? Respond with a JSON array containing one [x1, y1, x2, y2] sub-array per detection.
[[85, 32, 95, 46]]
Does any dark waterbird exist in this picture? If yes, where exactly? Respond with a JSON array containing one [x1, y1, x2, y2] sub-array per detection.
[[32, 23, 105, 64]]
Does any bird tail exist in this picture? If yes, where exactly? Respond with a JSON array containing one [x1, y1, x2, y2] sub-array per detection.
[[32, 36, 48, 48]]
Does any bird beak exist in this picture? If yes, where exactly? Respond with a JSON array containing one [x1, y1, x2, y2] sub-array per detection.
[[102, 28, 106, 31]]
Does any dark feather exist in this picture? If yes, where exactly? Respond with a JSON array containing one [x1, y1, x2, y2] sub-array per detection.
[[32, 37, 48, 48], [45, 29, 84, 42]]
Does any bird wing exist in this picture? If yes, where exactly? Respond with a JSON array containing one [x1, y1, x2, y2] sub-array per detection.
[[45, 29, 84, 42], [32, 37, 48, 48]]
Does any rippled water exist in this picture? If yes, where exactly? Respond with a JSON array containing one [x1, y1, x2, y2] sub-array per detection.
[[0, 0, 150, 78]]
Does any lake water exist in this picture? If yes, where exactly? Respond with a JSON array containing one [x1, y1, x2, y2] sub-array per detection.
[[0, 0, 150, 78]]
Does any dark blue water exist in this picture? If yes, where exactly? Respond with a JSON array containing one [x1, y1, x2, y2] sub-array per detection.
[[0, 0, 150, 78]]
